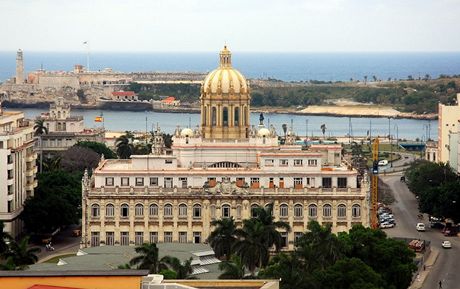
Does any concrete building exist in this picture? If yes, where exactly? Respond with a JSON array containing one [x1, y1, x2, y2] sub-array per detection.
[[438, 93, 460, 164], [0, 104, 37, 238], [36, 97, 105, 156], [81, 47, 369, 250], [425, 140, 438, 162]]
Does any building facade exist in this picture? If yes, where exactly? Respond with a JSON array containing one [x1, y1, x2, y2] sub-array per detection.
[[81, 47, 370, 250], [438, 93, 460, 164], [36, 97, 105, 156], [0, 105, 37, 238]]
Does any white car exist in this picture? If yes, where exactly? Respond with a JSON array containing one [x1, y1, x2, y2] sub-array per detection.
[[416, 223, 426, 231], [442, 241, 452, 249], [380, 222, 395, 229], [378, 160, 389, 166]]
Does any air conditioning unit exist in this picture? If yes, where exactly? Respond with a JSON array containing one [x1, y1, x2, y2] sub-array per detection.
[[141, 274, 164, 289]]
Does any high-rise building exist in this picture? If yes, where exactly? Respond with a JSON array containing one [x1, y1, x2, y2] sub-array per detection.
[[438, 93, 460, 164], [0, 105, 37, 237]]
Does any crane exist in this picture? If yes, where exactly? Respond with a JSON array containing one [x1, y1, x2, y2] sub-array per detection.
[[371, 138, 379, 229]]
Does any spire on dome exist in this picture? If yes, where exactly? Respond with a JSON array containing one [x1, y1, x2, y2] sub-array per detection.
[[219, 45, 232, 68]]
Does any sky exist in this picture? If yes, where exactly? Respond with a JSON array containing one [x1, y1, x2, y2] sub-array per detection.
[[1, 0, 460, 52]]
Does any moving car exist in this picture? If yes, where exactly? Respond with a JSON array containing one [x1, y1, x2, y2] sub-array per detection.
[[378, 160, 389, 166], [416, 223, 426, 231], [442, 241, 452, 249]]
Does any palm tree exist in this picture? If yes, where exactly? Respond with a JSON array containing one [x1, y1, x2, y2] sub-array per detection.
[[251, 204, 291, 251], [42, 156, 61, 172], [160, 256, 195, 279], [5, 236, 40, 269], [129, 243, 160, 273], [116, 134, 134, 159], [320, 124, 326, 139], [294, 221, 343, 271], [207, 217, 237, 260], [34, 119, 48, 173], [233, 220, 270, 275], [218, 255, 245, 279]]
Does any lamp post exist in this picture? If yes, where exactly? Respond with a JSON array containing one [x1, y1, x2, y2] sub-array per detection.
[[394, 124, 399, 152]]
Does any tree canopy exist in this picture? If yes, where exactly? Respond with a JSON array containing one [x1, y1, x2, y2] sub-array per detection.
[[75, 141, 117, 159], [405, 161, 460, 222]]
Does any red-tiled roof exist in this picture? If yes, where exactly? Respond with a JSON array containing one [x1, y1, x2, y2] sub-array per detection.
[[161, 96, 176, 103], [112, 91, 135, 97], [28, 285, 84, 289]]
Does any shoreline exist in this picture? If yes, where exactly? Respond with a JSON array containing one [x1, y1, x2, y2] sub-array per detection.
[[2, 101, 437, 120]]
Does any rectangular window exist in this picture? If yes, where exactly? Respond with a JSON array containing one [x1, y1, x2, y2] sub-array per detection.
[[193, 232, 201, 244], [281, 232, 288, 248], [280, 205, 288, 217], [179, 232, 187, 243], [120, 232, 129, 246], [207, 177, 217, 187], [294, 159, 303, 167], [121, 177, 129, 186], [179, 177, 188, 188], [150, 177, 159, 186], [193, 205, 201, 218], [294, 232, 303, 244], [135, 177, 144, 186], [91, 232, 100, 247], [294, 177, 303, 189], [150, 232, 158, 243], [105, 177, 114, 186], [165, 159, 173, 164], [135, 232, 144, 245], [264, 159, 274, 166], [338, 177, 347, 188], [279, 159, 288, 166], [322, 177, 332, 188], [250, 177, 260, 189], [164, 232, 173, 243], [308, 159, 318, 166], [106, 232, 114, 246], [236, 177, 245, 187], [164, 177, 173, 188], [222, 205, 231, 218]]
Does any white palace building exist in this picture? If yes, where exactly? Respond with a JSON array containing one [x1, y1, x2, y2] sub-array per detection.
[[81, 47, 370, 250]]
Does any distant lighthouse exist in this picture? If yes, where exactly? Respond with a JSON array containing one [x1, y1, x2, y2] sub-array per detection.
[[15, 49, 24, 84]]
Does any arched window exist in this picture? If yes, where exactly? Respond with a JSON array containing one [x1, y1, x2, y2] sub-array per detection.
[[279, 204, 288, 217], [135, 204, 144, 216], [234, 107, 239, 126], [149, 204, 158, 216], [308, 204, 317, 218], [91, 204, 100, 218], [337, 204, 347, 218], [251, 204, 259, 218], [193, 204, 201, 218], [222, 204, 231, 218], [121, 204, 129, 218], [352, 204, 361, 218], [179, 204, 187, 217], [223, 107, 228, 127], [164, 204, 173, 217], [105, 204, 114, 217], [211, 107, 217, 126], [323, 204, 332, 218], [294, 204, 303, 218]]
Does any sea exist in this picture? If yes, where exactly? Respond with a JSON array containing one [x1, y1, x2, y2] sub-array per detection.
[[1, 51, 453, 139], [1, 51, 460, 82]]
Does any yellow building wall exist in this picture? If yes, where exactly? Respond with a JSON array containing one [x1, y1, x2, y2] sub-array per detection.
[[0, 275, 142, 289]]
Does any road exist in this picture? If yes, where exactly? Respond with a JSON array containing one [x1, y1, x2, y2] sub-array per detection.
[[381, 175, 460, 289]]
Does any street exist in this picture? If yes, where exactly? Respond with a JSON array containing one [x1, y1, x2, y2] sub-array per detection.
[[381, 175, 460, 289]]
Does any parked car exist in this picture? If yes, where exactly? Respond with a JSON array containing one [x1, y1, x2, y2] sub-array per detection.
[[380, 222, 395, 229], [416, 223, 426, 231], [378, 160, 389, 166], [430, 222, 444, 229], [442, 241, 452, 249]]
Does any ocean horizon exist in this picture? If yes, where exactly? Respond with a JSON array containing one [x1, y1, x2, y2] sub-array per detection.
[[1, 51, 460, 82]]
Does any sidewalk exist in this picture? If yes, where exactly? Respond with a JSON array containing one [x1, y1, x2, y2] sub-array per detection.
[[409, 248, 439, 289]]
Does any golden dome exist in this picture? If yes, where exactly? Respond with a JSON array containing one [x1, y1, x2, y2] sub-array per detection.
[[203, 46, 248, 95]]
